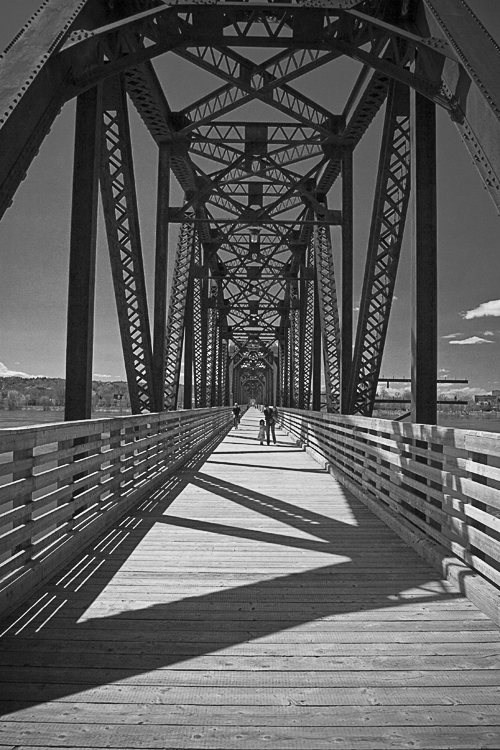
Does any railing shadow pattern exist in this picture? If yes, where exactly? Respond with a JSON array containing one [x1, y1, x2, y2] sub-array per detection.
[[0, 407, 232, 616], [0, 436, 480, 717], [280, 408, 500, 624]]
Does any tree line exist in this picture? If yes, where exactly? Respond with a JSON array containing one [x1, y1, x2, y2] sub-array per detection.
[[0, 377, 130, 411]]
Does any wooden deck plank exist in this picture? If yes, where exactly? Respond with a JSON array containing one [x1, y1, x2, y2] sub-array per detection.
[[1, 407, 500, 749], [1, 723, 500, 749], [2, 684, 500, 707], [2, 703, 500, 727]]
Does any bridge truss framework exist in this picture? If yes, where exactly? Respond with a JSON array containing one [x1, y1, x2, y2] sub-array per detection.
[[1, 0, 499, 422]]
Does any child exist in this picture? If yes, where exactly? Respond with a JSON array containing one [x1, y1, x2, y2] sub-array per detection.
[[258, 419, 266, 445]]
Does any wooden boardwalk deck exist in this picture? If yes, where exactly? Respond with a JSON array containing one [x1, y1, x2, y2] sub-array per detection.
[[1, 407, 500, 749]]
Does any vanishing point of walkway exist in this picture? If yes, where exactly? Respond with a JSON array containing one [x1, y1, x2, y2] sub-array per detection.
[[1, 407, 500, 748]]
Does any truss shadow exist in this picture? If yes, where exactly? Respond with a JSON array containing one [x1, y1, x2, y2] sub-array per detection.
[[0, 420, 485, 716]]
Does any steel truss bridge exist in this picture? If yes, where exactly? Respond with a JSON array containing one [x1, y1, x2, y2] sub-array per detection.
[[1, 0, 499, 424], [2, 4, 500, 740]]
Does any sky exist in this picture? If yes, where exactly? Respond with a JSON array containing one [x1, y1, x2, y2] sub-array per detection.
[[0, 0, 499, 397]]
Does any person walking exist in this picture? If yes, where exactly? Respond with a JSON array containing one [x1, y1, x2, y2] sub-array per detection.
[[232, 403, 241, 429], [258, 419, 266, 445], [263, 404, 276, 445]]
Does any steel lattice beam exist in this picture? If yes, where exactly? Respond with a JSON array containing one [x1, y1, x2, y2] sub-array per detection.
[[100, 74, 155, 414], [313, 224, 341, 413], [163, 222, 195, 410], [349, 78, 411, 416], [298, 264, 315, 411], [191, 233, 210, 408]]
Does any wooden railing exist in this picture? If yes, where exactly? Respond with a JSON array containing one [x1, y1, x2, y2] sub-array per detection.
[[280, 408, 500, 623], [0, 407, 232, 616]]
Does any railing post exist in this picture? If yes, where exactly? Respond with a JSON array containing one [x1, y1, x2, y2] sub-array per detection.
[[12, 448, 34, 564]]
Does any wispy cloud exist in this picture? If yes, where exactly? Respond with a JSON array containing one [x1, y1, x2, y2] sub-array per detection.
[[449, 336, 494, 345], [442, 333, 461, 339], [483, 331, 495, 337], [463, 299, 500, 319], [0, 362, 35, 378]]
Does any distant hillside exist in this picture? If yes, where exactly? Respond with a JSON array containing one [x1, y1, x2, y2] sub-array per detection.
[[0, 377, 130, 410]]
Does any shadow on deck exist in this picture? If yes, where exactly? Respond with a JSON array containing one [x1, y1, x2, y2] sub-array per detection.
[[0, 408, 499, 748]]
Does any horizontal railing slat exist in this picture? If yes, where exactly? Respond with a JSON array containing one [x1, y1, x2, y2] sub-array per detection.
[[0, 407, 232, 616], [279, 408, 500, 613]]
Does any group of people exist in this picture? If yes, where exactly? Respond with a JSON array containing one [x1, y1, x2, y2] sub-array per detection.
[[232, 402, 279, 446], [259, 404, 279, 445]]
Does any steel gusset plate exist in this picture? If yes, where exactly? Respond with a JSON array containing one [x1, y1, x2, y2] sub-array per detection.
[[99, 74, 155, 414], [163, 222, 195, 410], [349, 79, 411, 416], [313, 224, 341, 413]]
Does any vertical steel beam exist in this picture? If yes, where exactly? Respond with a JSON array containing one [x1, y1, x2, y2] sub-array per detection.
[[298, 268, 315, 411], [348, 80, 411, 416], [207, 282, 218, 407], [223, 340, 231, 406], [313, 224, 341, 412], [212, 323, 221, 407], [298, 274, 307, 410], [411, 91, 437, 425], [100, 74, 155, 414], [192, 235, 208, 408], [289, 283, 300, 408], [183, 271, 194, 410], [232, 363, 238, 406], [153, 143, 171, 411], [283, 328, 290, 408], [65, 85, 102, 422], [163, 223, 194, 410], [341, 147, 353, 413], [277, 338, 285, 408], [312, 274, 322, 412]]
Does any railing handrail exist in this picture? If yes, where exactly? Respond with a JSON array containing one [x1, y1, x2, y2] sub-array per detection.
[[0, 407, 232, 617], [279, 407, 500, 624]]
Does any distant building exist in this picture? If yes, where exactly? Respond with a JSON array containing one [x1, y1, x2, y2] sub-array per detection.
[[474, 393, 500, 406]]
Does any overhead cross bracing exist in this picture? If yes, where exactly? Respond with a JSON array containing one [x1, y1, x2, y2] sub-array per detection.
[[1, 0, 500, 420]]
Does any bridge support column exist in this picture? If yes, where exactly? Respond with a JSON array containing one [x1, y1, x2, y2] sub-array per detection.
[[312, 276, 322, 412], [341, 147, 353, 414], [153, 144, 171, 411], [183, 272, 194, 410], [65, 86, 102, 421], [411, 91, 437, 425]]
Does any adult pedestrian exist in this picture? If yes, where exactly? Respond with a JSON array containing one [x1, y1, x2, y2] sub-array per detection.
[[263, 404, 276, 445], [232, 403, 241, 429]]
